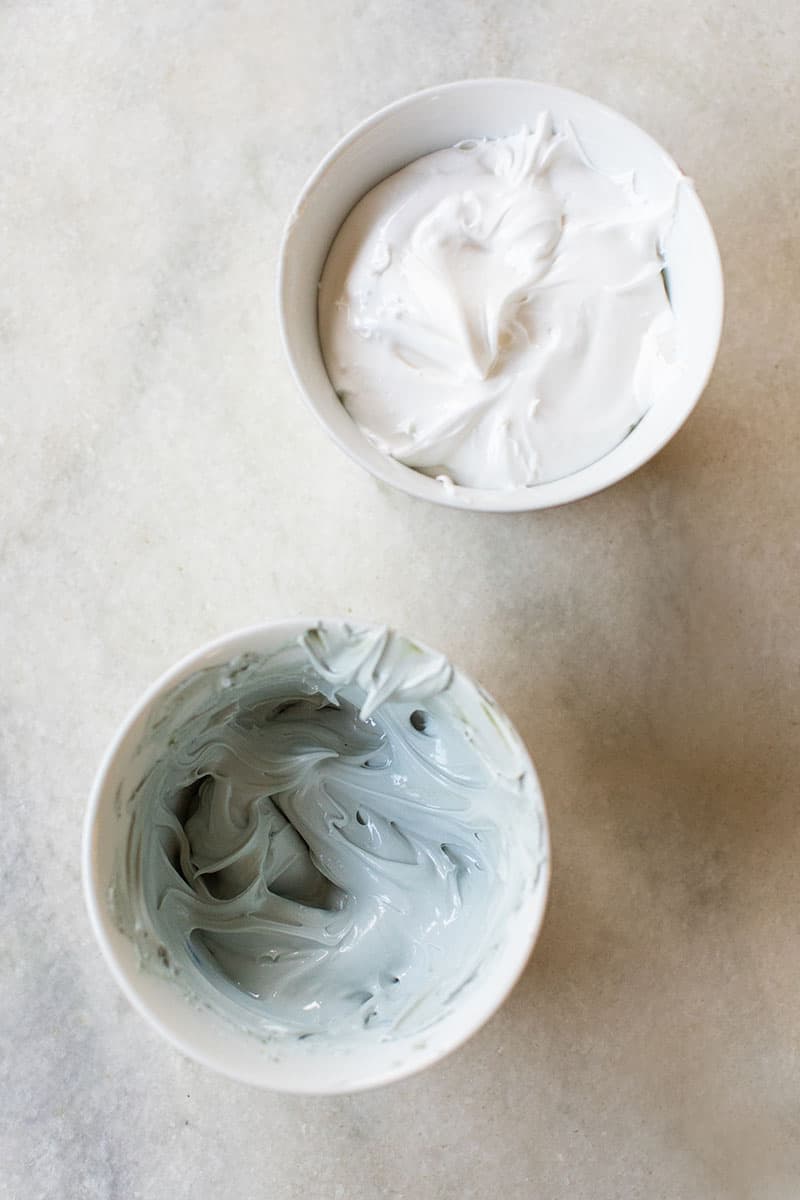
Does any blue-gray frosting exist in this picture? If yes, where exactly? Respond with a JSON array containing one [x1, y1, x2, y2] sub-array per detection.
[[113, 624, 538, 1041]]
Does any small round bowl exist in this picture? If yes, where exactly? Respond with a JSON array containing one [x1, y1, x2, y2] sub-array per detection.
[[83, 618, 550, 1093], [278, 79, 723, 512]]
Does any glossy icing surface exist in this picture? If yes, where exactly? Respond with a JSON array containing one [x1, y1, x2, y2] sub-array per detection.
[[319, 114, 679, 489], [113, 624, 542, 1041]]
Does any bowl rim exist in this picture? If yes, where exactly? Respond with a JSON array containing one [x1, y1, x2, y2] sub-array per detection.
[[277, 76, 724, 513], [82, 616, 552, 1092]]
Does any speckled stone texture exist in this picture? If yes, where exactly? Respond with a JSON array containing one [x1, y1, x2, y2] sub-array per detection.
[[1, 2, 798, 1198]]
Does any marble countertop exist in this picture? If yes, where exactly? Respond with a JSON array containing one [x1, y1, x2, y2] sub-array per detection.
[[2, 2, 798, 1197]]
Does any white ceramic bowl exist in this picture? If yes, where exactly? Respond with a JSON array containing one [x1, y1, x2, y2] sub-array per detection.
[[83, 619, 550, 1093], [278, 78, 723, 512]]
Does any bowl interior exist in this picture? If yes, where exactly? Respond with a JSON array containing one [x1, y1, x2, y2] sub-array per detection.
[[279, 79, 723, 512], [83, 620, 550, 1092]]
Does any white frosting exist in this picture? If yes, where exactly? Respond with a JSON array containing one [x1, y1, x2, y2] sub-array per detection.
[[319, 113, 679, 490]]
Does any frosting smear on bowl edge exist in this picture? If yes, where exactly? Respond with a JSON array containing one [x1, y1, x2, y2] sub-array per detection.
[[318, 112, 680, 490], [112, 624, 544, 1043]]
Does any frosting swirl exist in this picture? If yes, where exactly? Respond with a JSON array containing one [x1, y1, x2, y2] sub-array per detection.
[[113, 624, 544, 1042], [319, 113, 680, 490]]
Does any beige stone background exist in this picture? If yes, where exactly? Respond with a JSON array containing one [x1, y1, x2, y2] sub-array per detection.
[[1, 2, 798, 1197]]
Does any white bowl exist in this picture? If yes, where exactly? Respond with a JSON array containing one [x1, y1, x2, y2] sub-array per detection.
[[82, 619, 550, 1093], [278, 79, 724, 512]]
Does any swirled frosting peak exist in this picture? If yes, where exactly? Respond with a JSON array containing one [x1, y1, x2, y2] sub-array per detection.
[[319, 113, 680, 490], [112, 624, 546, 1044]]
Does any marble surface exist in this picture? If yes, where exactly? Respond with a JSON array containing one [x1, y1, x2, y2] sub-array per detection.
[[1, 1, 798, 1196]]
